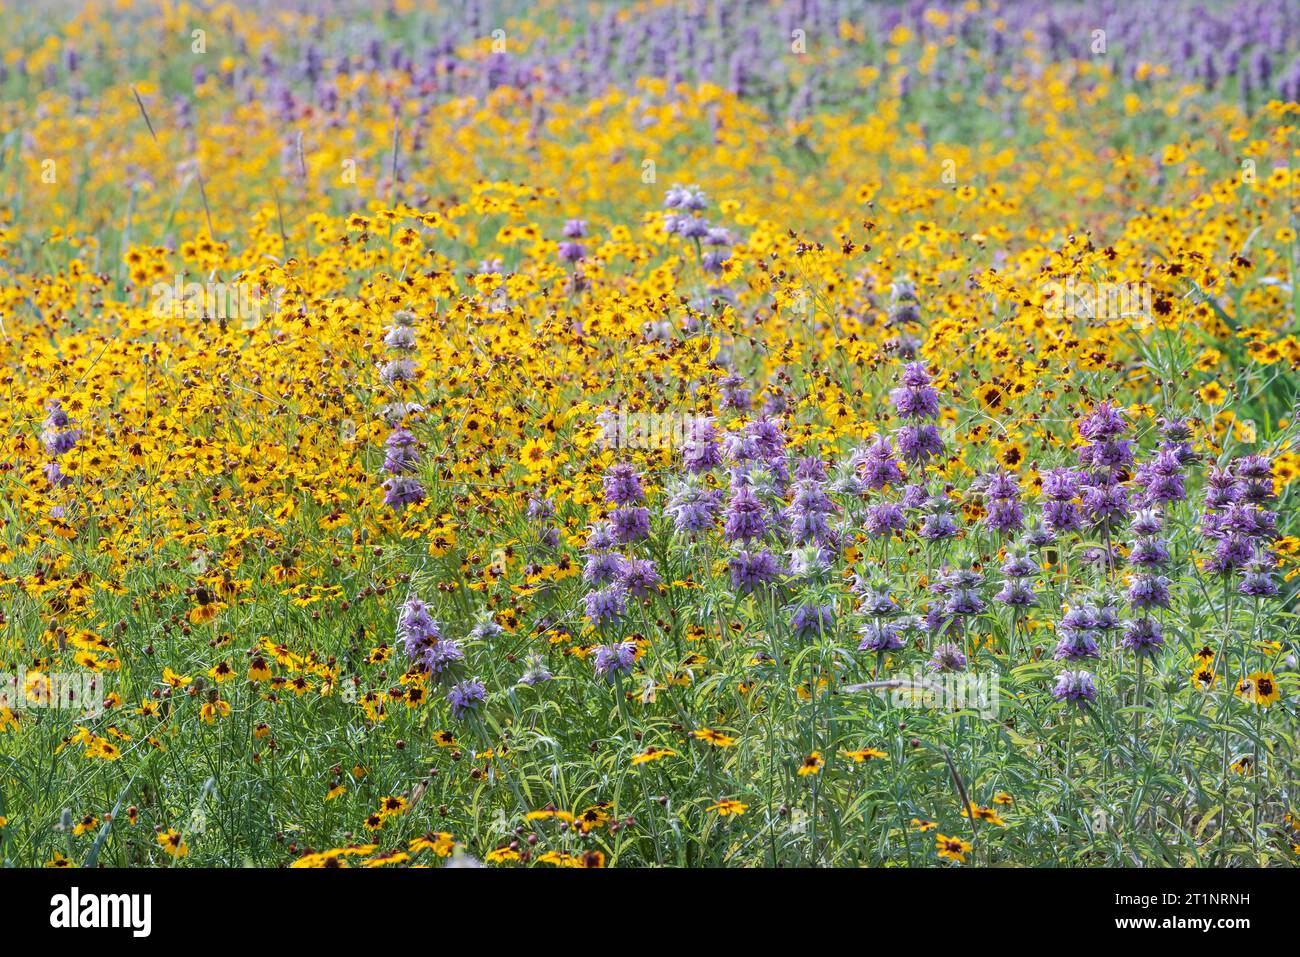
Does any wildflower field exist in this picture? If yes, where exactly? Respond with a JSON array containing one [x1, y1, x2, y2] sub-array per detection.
[[1, 0, 1298, 871]]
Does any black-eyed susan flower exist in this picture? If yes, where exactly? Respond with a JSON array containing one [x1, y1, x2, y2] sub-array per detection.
[[706, 799, 748, 816], [157, 829, 188, 858], [690, 728, 736, 747], [841, 747, 887, 762], [797, 751, 825, 776], [485, 846, 521, 864], [574, 803, 612, 833], [525, 808, 575, 824], [961, 805, 1007, 826], [199, 700, 231, 723], [409, 833, 457, 857], [1199, 381, 1227, 405], [208, 661, 235, 683], [935, 834, 971, 863], [631, 745, 676, 765], [363, 850, 409, 867], [1235, 672, 1280, 708]]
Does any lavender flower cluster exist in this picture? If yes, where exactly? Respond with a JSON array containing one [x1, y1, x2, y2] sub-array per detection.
[[398, 593, 487, 718], [380, 310, 426, 512], [556, 351, 1286, 717], [41, 399, 79, 492], [34, 0, 1290, 129], [663, 186, 735, 274], [389, 291, 1284, 726]]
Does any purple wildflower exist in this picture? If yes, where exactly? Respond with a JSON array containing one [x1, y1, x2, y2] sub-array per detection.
[[1054, 605, 1101, 661], [379, 358, 417, 385], [865, 502, 906, 539], [619, 557, 662, 597], [856, 434, 904, 490], [398, 596, 441, 659], [1077, 402, 1128, 442], [664, 481, 721, 534], [1041, 468, 1084, 535], [723, 485, 767, 543], [729, 550, 781, 592], [423, 638, 465, 676], [557, 240, 585, 263], [1121, 617, 1165, 658], [918, 496, 959, 541], [603, 463, 644, 505], [1233, 455, 1275, 505], [983, 470, 1025, 535], [702, 249, 729, 273], [1132, 449, 1187, 506], [586, 520, 617, 551], [1126, 574, 1171, 611], [1053, 670, 1098, 705], [901, 482, 930, 510], [790, 602, 835, 639], [44, 461, 69, 487], [382, 324, 417, 351], [1129, 537, 1170, 567], [1157, 417, 1197, 466], [447, 679, 486, 719], [1080, 480, 1130, 527], [583, 551, 626, 585], [895, 424, 944, 464], [927, 643, 968, 673], [593, 641, 637, 682], [610, 506, 651, 543], [718, 373, 751, 411], [383, 475, 426, 511], [858, 620, 906, 653], [1239, 550, 1279, 597], [1000, 547, 1038, 578], [785, 478, 836, 545], [519, 654, 554, 686], [41, 401, 79, 457], [889, 362, 941, 421], [383, 428, 420, 474], [994, 577, 1037, 607], [682, 418, 723, 473], [584, 582, 628, 627]]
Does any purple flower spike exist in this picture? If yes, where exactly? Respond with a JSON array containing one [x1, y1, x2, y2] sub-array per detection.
[[1053, 670, 1098, 706], [447, 679, 486, 719]]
